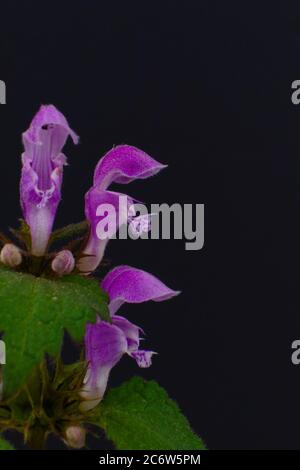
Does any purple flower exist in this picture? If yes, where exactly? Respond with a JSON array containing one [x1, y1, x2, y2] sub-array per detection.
[[20, 105, 78, 255], [77, 189, 134, 274], [80, 266, 179, 410], [102, 265, 180, 315], [93, 144, 167, 190], [78, 145, 166, 273]]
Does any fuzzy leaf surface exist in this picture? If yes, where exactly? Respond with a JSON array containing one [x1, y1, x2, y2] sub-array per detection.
[[0, 266, 109, 396], [97, 377, 206, 450]]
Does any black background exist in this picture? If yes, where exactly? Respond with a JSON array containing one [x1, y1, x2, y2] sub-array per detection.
[[0, 0, 300, 450]]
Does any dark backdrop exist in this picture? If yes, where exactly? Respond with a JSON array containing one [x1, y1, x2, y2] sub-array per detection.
[[0, 0, 299, 450]]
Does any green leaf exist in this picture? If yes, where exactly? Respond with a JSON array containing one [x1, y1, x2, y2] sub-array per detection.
[[96, 377, 206, 450], [0, 266, 109, 396], [0, 435, 13, 450]]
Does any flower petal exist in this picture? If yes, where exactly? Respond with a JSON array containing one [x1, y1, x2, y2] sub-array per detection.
[[23, 104, 78, 152], [81, 315, 155, 411], [78, 189, 133, 274], [80, 321, 127, 410], [112, 314, 142, 351], [113, 315, 155, 367], [101, 265, 180, 315], [93, 145, 167, 190], [128, 212, 154, 239], [130, 350, 155, 368], [20, 105, 78, 255]]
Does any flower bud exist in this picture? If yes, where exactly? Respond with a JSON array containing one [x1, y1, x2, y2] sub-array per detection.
[[0, 244, 22, 267], [51, 250, 75, 275], [65, 425, 86, 449]]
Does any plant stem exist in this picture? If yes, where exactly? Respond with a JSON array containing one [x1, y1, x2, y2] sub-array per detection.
[[27, 426, 47, 450]]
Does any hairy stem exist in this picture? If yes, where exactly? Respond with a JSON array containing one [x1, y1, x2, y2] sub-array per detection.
[[26, 426, 47, 450]]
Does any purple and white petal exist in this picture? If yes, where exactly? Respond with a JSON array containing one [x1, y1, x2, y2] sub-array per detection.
[[80, 321, 127, 411], [93, 145, 167, 190], [113, 316, 155, 367], [78, 189, 134, 274], [101, 265, 180, 315], [128, 213, 153, 238], [130, 350, 155, 368], [22, 104, 78, 153], [112, 314, 142, 351], [114, 316, 155, 367], [81, 315, 155, 410], [20, 105, 78, 255]]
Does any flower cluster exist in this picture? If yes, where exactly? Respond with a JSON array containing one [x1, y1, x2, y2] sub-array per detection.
[[3, 105, 179, 413], [81, 266, 179, 410]]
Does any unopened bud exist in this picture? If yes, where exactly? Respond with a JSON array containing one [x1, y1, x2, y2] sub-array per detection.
[[51, 250, 75, 275], [0, 244, 22, 267], [65, 425, 86, 449]]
